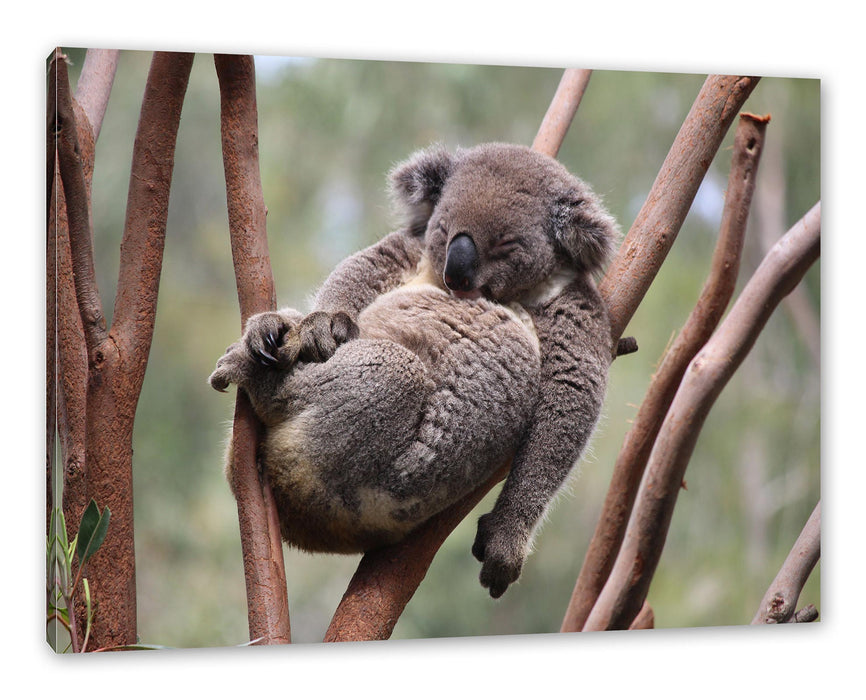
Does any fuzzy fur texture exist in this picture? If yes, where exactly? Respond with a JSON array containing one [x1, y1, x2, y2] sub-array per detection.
[[209, 143, 618, 598]]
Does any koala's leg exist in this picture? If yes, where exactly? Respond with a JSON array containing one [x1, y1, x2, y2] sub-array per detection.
[[262, 338, 437, 551], [472, 279, 612, 598]]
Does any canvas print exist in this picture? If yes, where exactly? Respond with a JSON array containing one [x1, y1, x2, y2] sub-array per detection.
[[46, 48, 820, 651]]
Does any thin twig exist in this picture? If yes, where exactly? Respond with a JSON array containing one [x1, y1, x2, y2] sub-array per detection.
[[583, 202, 820, 631], [751, 502, 820, 624], [793, 605, 819, 623], [599, 75, 760, 347], [561, 113, 770, 632], [215, 53, 290, 646], [532, 69, 592, 158]]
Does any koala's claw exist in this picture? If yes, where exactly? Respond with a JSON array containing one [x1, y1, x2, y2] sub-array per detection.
[[252, 331, 280, 367], [472, 513, 526, 599]]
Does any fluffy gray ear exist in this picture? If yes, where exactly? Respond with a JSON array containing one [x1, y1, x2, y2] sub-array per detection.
[[389, 145, 454, 237], [551, 186, 620, 275]]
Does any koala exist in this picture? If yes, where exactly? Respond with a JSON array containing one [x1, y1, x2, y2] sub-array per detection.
[[209, 143, 618, 598]]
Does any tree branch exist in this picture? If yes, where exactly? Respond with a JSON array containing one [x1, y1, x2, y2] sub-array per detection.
[[75, 49, 120, 142], [112, 51, 193, 382], [51, 49, 107, 356], [79, 51, 192, 652], [583, 202, 820, 631], [214, 53, 290, 646], [561, 113, 770, 632], [599, 75, 760, 347], [751, 501, 820, 624], [532, 68, 592, 158], [48, 48, 111, 648]]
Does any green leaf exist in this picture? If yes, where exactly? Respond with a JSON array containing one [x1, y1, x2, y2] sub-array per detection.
[[76, 499, 111, 567], [55, 508, 68, 550]]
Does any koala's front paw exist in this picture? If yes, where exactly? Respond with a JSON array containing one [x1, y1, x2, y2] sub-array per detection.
[[280, 311, 359, 365], [208, 341, 247, 392], [239, 311, 298, 368], [471, 513, 529, 599]]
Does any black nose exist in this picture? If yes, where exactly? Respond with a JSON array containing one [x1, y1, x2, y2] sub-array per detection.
[[443, 234, 478, 291]]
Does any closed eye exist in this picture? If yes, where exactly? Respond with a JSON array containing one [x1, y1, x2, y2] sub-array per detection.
[[489, 236, 520, 258]]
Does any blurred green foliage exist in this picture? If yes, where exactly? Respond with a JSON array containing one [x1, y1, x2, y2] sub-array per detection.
[[58, 49, 819, 646]]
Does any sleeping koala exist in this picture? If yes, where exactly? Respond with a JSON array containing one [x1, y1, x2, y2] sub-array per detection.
[[209, 142, 618, 598]]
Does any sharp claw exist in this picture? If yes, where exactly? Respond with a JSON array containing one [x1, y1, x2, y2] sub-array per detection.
[[266, 331, 278, 352], [255, 348, 278, 366]]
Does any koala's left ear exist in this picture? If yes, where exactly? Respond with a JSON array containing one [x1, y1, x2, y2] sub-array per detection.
[[389, 145, 454, 237], [551, 187, 620, 274]]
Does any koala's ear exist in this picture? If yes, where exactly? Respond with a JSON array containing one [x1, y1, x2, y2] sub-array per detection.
[[389, 145, 454, 236], [551, 187, 620, 275]]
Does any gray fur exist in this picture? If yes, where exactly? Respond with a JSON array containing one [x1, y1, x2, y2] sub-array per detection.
[[209, 143, 617, 598]]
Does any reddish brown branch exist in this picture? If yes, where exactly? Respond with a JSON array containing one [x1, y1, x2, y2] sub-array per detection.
[[532, 69, 592, 158], [50, 166, 90, 540], [80, 51, 193, 651], [51, 49, 107, 356], [583, 202, 820, 631], [751, 501, 820, 624], [599, 75, 759, 347], [48, 49, 108, 648], [561, 113, 770, 632], [112, 51, 194, 375], [215, 53, 290, 646]]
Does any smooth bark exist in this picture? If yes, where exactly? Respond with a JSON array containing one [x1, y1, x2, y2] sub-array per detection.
[[583, 203, 820, 631], [561, 113, 770, 632], [532, 69, 592, 158], [599, 75, 759, 347], [751, 502, 820, 624]]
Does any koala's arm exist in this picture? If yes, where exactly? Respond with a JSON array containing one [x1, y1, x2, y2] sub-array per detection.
[[312, 230, 424, 318], [472, 275, 611, 598], [209, 230, 424, 417]]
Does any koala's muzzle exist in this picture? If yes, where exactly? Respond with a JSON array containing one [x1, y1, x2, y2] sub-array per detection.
[[444, 233, 479, 294]]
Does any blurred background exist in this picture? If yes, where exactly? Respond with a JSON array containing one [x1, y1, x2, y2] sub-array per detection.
[[58, 49, 820, 646]]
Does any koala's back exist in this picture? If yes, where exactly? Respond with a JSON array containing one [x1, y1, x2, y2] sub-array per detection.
[[262, 280, 542, 553]]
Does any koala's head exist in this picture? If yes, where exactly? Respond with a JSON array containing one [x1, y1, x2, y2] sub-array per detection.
[[389, 143, 619, 303]]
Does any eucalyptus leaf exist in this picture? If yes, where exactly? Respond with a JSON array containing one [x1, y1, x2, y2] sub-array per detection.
[[76, 499, 111, 566]]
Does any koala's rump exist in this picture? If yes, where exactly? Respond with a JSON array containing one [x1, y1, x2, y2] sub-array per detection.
[[263, 285, 541, 553]]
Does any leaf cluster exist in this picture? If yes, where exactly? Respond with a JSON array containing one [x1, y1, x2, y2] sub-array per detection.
[[46, 499, 110, 653]]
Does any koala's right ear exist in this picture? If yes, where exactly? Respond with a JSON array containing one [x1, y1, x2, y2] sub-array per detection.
[[389, 145, 454, 236]]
